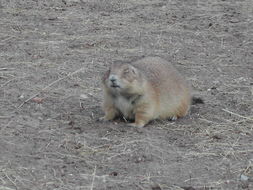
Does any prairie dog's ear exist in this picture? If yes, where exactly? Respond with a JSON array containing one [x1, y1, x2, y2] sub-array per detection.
[[128, 65, 138, 75]]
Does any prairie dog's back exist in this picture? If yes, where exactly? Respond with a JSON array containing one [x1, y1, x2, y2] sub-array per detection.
[[132, 57, 189, 93], [131, 57, 191, 118]]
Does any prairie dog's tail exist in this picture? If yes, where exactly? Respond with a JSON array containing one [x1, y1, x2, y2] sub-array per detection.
[[192, 97, 204, 105]]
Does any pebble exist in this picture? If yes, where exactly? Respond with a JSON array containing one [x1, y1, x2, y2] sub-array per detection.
[[240, 174, 249, 181]]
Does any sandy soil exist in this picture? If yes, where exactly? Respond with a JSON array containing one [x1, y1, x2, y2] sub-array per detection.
[[0, 0, 252, 189]]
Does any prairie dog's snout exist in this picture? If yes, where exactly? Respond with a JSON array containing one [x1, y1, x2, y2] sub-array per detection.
[[109, 75, 117, 82], [104, 64, 138, 90], [109, 74, 120, 88]]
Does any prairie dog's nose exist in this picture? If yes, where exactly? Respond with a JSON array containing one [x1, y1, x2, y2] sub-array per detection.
[[109, 75, 117, 82]]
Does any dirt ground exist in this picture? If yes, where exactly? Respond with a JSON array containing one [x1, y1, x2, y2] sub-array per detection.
[[0, 0, 252, 189]]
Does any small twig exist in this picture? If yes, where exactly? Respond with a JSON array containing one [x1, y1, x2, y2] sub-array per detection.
[[122, 116, 128, 123], [16, 67, 85, 109], [242, 161, 253, 174], [3, 172, 17, 189], [0, 68, 14, 71], [0, 36, 15, 42], [222, 109, 253, 121], [135, 183, 145, 190], [1, 78, 18, 87], [107, 149, 136, 160], [90, 165, 97, 190]]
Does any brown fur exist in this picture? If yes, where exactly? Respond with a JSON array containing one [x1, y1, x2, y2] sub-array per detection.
[[101, 56, 191, 127]]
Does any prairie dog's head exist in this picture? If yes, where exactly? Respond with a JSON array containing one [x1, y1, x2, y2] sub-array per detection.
[[102, 63, 142, 95]]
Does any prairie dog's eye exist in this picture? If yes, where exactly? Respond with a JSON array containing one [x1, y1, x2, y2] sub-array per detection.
[[123, 68, 130, 74]]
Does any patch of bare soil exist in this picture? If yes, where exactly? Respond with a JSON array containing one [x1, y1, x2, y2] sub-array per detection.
[[0, 0, 252, 189]]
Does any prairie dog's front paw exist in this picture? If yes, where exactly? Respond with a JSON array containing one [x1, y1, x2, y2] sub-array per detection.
[[169, 116, 178, 121], [127, 122, 145, 128], [98, 116, 112, 122]]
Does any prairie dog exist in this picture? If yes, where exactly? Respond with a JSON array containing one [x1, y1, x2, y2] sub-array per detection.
[[101, 56, 191, 127]]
